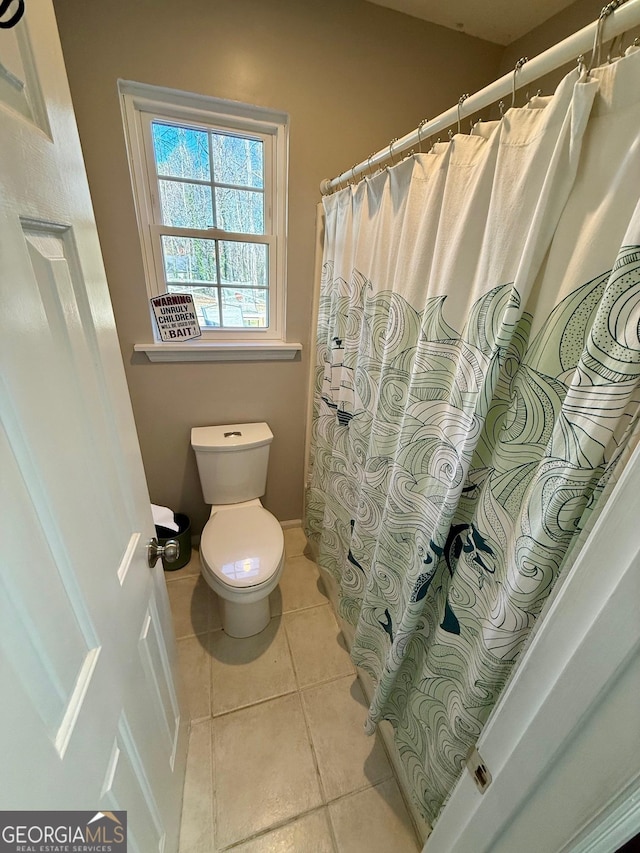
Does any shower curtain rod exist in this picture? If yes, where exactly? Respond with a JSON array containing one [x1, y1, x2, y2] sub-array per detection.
[[320, 0, 640, 194]]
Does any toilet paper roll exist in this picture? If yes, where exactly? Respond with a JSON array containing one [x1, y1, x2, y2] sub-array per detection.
[[151, 503, 179, 533]]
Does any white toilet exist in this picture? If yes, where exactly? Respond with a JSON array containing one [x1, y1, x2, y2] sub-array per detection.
[[191, 422, 285, 638]]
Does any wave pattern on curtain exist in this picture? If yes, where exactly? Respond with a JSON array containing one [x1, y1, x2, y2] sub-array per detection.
[[306, 52, 640, 825]]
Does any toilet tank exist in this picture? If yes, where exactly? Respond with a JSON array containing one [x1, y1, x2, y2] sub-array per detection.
[[191, 423, 273, 505]]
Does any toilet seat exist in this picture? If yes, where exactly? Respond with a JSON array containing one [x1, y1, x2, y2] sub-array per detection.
[[200, 505, 284, 589]]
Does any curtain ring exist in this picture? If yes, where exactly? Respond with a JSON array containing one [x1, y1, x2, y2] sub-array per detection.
[[498, 100, 505, 118], [388, 137, 398, 166], [350, 164, 358, 186], [448, 129, 454, 141], [367, 152, 376, 178], [417, 119, 428, 153], [607, 30, 627, 62], [511, 57, 528, 107], [588, 2, 623, 75], [457, 94, 470, 134], [577, 53, 587, 77], [617, 31, 627, 56]]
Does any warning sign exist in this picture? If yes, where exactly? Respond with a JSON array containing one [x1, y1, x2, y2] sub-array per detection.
[[151, 293, 201, 342]]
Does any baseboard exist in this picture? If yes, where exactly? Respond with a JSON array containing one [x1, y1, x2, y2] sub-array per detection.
[[279, 518, 303, 529], [315, 561, 431, 845]]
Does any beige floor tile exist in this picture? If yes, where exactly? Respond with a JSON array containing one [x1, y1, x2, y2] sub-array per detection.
[[164, 547, 201, 582], [329, 779, 420, 853], [177, 635, 211, 723], [210, 616, 296, 716], [285, 605, 354, 688], [269, 555, 328, 616], [302, 675, 393, 800], [178, 721, 213, 853], [212, 694, 323, 848], [230, 809, 335, 853], [167, 574, 220, 639], [284, 526, 308, 558]]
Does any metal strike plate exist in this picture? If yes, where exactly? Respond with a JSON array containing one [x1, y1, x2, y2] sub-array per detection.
[[466, 746, 492, 794]]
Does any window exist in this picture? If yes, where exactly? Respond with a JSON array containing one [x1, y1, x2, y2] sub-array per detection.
[[120, 81, 298, 360]]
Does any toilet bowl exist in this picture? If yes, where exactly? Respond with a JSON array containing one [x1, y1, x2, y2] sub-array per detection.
[[191, 422, 284, 638], [199, 500, 284, 638]]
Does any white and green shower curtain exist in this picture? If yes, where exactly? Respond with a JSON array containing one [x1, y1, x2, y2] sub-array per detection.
[[306, 50, 640, 825]]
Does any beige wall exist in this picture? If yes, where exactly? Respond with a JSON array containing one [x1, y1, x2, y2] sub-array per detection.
[[52, 0, 502, 533]]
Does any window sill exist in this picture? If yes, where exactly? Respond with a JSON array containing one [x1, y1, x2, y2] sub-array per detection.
[[134, 341, 302, 362]]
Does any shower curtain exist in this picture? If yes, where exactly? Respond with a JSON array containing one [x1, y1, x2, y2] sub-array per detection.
[[306, 49, 640, 825]]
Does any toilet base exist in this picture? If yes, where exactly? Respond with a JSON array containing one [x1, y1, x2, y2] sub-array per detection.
[[220, 595, 271, 638]]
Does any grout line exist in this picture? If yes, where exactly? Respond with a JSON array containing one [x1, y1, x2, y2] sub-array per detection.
[[217, 805, 328, 851], [189, 712, 212, 726], [207, 630, 214, 722], [323, 775, 396, 805], [324, 799, 341, 853], [328, 777, 421, 848], [278, 597, 330, 616], [297, 674, 329, 808], [175, 629, 210, 643], [210, 669, 359, 721], [296, 667, 357, 692], [174, 629, 212, 642], [298, 671, 358, 695], [211, 686, 299, 720], [282, 609, 304, 692], [280, 608, 332, 822], [209, 718, 217, 853], [163, 571, 201, 584]]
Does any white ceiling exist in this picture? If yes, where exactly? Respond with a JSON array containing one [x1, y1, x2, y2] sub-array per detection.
[[364, 0, 580, 45]]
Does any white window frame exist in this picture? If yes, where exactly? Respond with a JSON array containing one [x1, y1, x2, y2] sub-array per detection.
[[119, 80, 300, 361]]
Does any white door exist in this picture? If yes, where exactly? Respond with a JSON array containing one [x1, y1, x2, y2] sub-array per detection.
[[0, 3, 187, 851]]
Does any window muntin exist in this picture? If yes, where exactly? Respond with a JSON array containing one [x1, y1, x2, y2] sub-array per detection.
[[144, 116, 272, 332], [160, 234, 268, 328]]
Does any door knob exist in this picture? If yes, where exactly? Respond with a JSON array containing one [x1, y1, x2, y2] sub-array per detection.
[[147, 537, 180, 568]]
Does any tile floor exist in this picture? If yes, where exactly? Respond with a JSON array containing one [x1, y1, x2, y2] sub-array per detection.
[[166, 527, 421, 853]]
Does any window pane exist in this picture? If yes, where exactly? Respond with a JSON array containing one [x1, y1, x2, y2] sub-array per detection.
[[219, 241, 267, 288], [159, 180, 213, 229], [168, 284, 220, 328], [161, 236, 217, 283], [221, 287, 268, 328], [211, 133, 263, 188], [152, 122, 210, 181], [215, 188, 264, 234]]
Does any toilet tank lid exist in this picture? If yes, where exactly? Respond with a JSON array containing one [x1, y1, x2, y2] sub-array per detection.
[[191, 422, 273, 452]]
